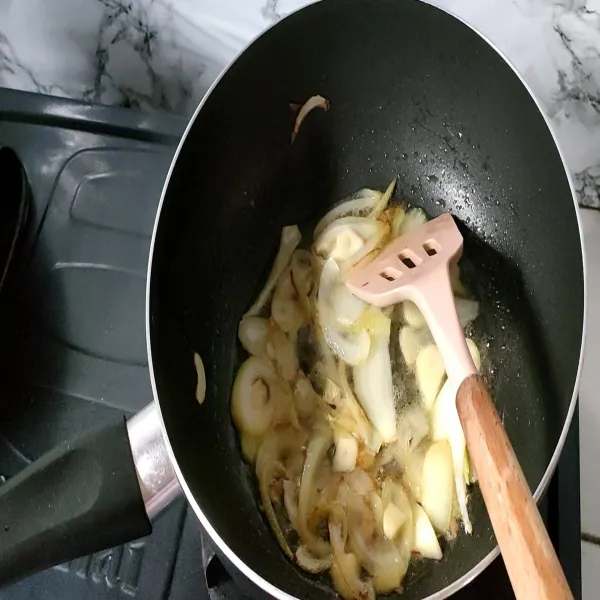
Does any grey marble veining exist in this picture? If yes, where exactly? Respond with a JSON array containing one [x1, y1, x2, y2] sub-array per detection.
[[1, 0, 600, 206]]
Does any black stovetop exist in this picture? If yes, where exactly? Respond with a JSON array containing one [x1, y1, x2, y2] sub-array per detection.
[[0, 88, 581, 600]]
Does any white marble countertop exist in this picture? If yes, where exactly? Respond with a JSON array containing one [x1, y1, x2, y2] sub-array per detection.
[[1, 0, 599, 207]]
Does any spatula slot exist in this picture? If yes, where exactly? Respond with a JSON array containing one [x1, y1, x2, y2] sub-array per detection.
[[380, 268, 401, 281], [397, 249, 422, 269], [423, 239, 440, 256]]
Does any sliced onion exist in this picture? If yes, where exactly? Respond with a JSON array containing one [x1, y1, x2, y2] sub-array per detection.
[[255, 426, 308, 479], [314, 218, 390, 272], [290, 250, 315, 297], [314, 188, 383, 239], [298, 422, 332, 557], [340, 221, 390, 273], [329, 509, 376, 600], [415, 344, 446, 410], [380, 478, 405, 511], [346, 493, 406, 593], [293, 377, 319, 419], [420, 440, 454, 533], [314, 217, 379, 261], [396, 207, 427, 237], [286, 446, 306, 483], [330, 228, 368, 263], [231, 357, 276, 436], [313, 326, 342, 386], [368, 430, 383, 455], [245, 225, 301, 317], [396, 403, 430, 452], [392, 429, 427, 500], [290, 249, 316, 316], [296, 546, 332, 573], [344, 469, 376, 498], [401, 301, 426, 328], [381, 478, 414, 559], [431, 337, 481, 534], [270, 378, 300, 428], [367, 178, 396, 219], [238, 316, 270, 356], [403, 296, 478, 330], [349, 306, 392, 337], [283, 479, 299, 529], [271, 267, 305, 338], [258, 458, 293, 558], [397, 447, 425, 501], [230, 191, 490, 589], [329, 506, 348, 551], [323, 328, 371, 365], [266, 321, 299, 382], [329, 413, 363, 447], [398, 508, 415, 563], [193, 352, 206, 405], [356, 447, 376, 470], [464, 448, 477, 484], [371, 491, 384, 536], [240, 433, 263, 464], [399, 326, 434, 369], [382, 503, 406, 541], [391, 205, 407, 238], [323, 326, 370, 366], [336, 362, 372, 444], [331, 552, 374, 600], [317, 369, 343, 408], [318, 259, 370, 365], [331, 284, 366, 326], [332, 435, 358, 473], [432, 380, 472, 534], [291, 95, 329, 143], [353, 318, 397, 443], [413, 504, 442, 560], [455, 297, 480, 328]]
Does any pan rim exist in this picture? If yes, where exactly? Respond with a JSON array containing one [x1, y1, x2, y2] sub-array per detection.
[[145, 1, 588, 598]]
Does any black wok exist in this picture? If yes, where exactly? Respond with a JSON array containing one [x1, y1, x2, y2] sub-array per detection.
[[0, 1, 585, 599]]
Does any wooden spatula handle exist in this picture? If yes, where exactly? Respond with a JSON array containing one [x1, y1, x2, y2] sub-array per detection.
[[456, 375, 573, 600]]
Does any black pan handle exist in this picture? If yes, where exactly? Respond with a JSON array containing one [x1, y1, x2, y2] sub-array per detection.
[[0, 404, 180, 586]]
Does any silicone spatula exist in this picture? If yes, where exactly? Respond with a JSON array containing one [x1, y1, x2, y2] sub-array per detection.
[[346, 213, 573, 600]]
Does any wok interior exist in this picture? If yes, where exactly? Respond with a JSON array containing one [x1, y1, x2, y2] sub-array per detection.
[[149, 0, 583, 598]]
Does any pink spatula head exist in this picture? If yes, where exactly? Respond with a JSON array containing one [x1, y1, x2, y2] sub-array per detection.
[[345, 212, 573, 600], [346, 213, 476, 388], [346, 212, 462, 306]]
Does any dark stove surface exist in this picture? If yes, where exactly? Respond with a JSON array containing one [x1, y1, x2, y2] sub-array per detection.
[[0, 89, 581, 600]]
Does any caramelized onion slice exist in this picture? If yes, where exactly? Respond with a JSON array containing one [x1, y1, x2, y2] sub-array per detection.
[[258, 459, 292, 558], [193, 352, 206, 405], [238, 316, 270, 356], [245, 225, 301, 317], [329, 509, 376, 600], [231, 357, 276, 436], [296, 546, 332, 573], [271, 267, 305, 338], [367, 178, 396, 219], [291, 95, 330, 143], [318, 258, 370, 365], [353, 318, 397, 443], [315, 217, 379, 260], [297, 422, 333, 557], [314, 188, 382, 238]]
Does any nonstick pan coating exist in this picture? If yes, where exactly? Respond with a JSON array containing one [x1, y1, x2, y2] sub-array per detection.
[[148, 1, 585, 598]]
